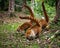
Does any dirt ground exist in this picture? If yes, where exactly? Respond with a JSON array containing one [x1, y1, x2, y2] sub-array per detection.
[[0, 12, 31, 23]]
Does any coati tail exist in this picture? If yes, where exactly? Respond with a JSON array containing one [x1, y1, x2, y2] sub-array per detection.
[[42, 1, 49, 22], [23, 4, 34, 18]]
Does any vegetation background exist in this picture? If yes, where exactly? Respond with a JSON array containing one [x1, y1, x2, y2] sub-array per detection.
[[0, 0, 60, 48]]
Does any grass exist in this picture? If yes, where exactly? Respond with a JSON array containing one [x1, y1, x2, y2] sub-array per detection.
[[0, 21, 60, 48], [0, 23, 22, 32]]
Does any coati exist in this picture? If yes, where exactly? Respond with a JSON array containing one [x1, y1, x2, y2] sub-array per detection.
[[19, 1, 49, 40], [18, 0, 49, 40], [19, 16, 42, 40]]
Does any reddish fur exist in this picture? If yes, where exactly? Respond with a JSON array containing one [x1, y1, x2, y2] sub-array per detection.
[[23, 4, 34, 18], [19, 16, 40, 26], [20, 1, 49, 28], [19, 1, 49, 39], [19, 16, 42, 40], [17, 22, 32, 32], [17, 5, 35, 32], [17, 1, 49, 40], [39, 1, 49, 28], [25, 25, 42, 40]]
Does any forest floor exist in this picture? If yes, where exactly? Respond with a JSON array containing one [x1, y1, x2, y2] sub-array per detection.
[[0, 12, 60, 48]]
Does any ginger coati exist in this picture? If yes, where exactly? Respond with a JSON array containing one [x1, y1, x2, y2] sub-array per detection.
[[19, 16, 42, 40], [19, 1, 49, 40], [17, 5, 35, 33], [18, 0, 49, 40]]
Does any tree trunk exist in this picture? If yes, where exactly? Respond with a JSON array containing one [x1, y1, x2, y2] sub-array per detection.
[[8, 0, 15, 16], [54, 0, 60, 23]]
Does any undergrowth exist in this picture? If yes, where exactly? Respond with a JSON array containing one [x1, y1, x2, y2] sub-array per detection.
[[0, 21, 60, 48]]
